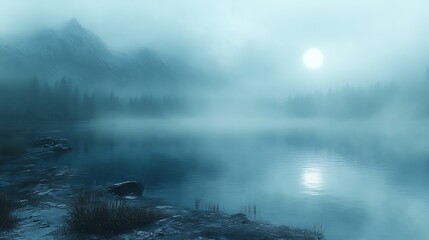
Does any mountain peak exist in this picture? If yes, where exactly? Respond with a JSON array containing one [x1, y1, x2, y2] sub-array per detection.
[[64, 18, 85, 33]]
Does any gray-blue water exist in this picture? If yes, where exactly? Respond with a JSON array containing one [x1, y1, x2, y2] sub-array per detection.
[[22, 119, 429, 240]]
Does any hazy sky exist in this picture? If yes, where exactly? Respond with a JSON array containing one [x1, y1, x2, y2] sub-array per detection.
[[1, 0, 429, 94]]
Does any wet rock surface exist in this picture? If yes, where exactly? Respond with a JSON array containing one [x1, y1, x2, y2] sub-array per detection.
[[0, 163, 81, 240], [120, 209, 323, 240]]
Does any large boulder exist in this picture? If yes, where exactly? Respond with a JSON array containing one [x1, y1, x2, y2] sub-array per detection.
[[108, 181, 144, 197]]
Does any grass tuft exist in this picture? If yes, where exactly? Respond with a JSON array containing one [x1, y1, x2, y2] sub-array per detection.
[[194, 199, 220, 212], [0, 192, 19, 229], [68, 192, 160, 235], [312, 224, 325, 240]]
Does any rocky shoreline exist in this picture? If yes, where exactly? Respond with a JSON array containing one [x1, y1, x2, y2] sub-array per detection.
[[0, 137, 324, 240]]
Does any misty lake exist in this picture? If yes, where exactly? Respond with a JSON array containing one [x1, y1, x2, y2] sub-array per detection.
[[10, 119, 429, 240], [2, 1, 429, 239]]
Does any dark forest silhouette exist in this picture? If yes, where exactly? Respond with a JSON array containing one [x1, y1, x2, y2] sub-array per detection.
[[0, 76, 185, 121]]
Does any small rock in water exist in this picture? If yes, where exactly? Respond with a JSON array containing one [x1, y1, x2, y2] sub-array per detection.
[[33, 136, 72, 152], [108, 181, 144, 197], [33, 137, 56, 147]]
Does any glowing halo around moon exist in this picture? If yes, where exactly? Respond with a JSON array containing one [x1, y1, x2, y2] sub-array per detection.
[[303, 48, 324, 69]]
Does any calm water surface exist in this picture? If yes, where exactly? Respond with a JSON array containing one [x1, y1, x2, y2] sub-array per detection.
[[16, 119, 429, 240]]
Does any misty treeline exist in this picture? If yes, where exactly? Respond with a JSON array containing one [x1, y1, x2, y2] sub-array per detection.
[[284, 74, 429, 118], [0, 76, 185, 121], [2, 73, 429, 121]]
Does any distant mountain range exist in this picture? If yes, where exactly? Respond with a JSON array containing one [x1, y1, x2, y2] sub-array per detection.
[[0, 18, 172, 91]]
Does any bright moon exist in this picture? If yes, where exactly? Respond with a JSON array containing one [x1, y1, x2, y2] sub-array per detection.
[[303, 48, 324, 69]]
